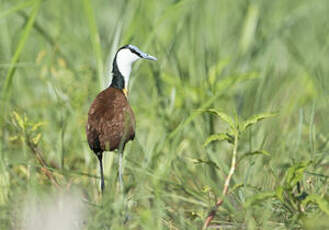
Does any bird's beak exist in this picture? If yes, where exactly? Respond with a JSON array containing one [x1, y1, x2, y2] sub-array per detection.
[[141, 52, 157, 61]]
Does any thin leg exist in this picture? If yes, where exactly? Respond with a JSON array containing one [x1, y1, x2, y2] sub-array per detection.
[[97, 153, 105, 193], [118, 151, 124, 191]]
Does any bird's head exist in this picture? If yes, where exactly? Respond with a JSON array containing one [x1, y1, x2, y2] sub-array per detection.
[[116, 44, 157, 64], [111, 45, 157, 93]]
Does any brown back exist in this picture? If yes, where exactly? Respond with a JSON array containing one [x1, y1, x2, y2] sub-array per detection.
[[86, 87, 136, 153]]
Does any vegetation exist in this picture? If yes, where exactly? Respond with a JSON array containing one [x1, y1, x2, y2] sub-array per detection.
[[1, 0, 329, 229]]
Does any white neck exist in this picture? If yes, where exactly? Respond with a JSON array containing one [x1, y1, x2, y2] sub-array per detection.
[[115, 49, 140, 89]]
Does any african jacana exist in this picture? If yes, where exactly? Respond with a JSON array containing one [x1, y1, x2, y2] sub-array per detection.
[[86, 45, 157, 192]]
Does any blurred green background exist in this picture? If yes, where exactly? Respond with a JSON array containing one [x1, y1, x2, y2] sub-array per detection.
[[1, 0, 329, 229]]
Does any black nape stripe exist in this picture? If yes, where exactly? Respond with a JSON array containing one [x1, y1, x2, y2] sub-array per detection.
[[110, 55, 125, 90]]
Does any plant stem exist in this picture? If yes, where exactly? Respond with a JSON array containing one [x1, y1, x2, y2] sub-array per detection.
[[203, 132, 239, 229], [26, 138, 60, 189]]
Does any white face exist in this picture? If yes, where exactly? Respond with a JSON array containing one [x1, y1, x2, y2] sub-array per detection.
[[115, 48, 141, 88]]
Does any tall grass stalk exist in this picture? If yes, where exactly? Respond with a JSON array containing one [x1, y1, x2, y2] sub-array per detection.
[[1, 0, 42, 119], [83, 0, 104, 90]]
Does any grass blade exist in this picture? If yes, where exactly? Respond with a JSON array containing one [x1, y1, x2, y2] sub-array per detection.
[[244, 191, 275, 208], [83, 0, 104, 90], [238, 149, 271, 163], [1, 0, 42, 115], [0, 0, 34, 20], [0, 0, 35, 20]]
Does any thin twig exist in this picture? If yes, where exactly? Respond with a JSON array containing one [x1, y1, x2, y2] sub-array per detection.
[[203, 133, 238, 229], [26, 139, 60, 189]]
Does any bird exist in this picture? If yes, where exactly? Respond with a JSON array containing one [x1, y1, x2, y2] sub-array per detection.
[[86, 44, 157, 192]]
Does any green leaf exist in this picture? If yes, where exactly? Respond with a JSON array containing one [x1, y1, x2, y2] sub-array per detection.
[[231, 183, 244, 193], [31, 122, 45, 131], [32, 133, 42, 145], [240, 113, 277, 133], [244, 191, 276, 208], [9, 136, 19, 142], [191, 158, 220, 170], [205, 109, 235, 129], [238, 150, 271, 163], [13, 112, 25, 130], [275, 186, 284, 202], [284, 161, 311, 189], [204, 133, 233, 146], [302, 194, 329, 216]]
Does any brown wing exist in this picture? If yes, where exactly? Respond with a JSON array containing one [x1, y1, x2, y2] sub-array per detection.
[[86, 87, 136, 153]]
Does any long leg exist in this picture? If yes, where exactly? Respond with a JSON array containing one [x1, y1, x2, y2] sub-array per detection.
[[97, 153, 105, 193], [118, 151, 124, 191]]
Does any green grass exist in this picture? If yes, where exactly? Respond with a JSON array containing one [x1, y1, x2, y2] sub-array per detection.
[[1, 0, 329, 229]]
